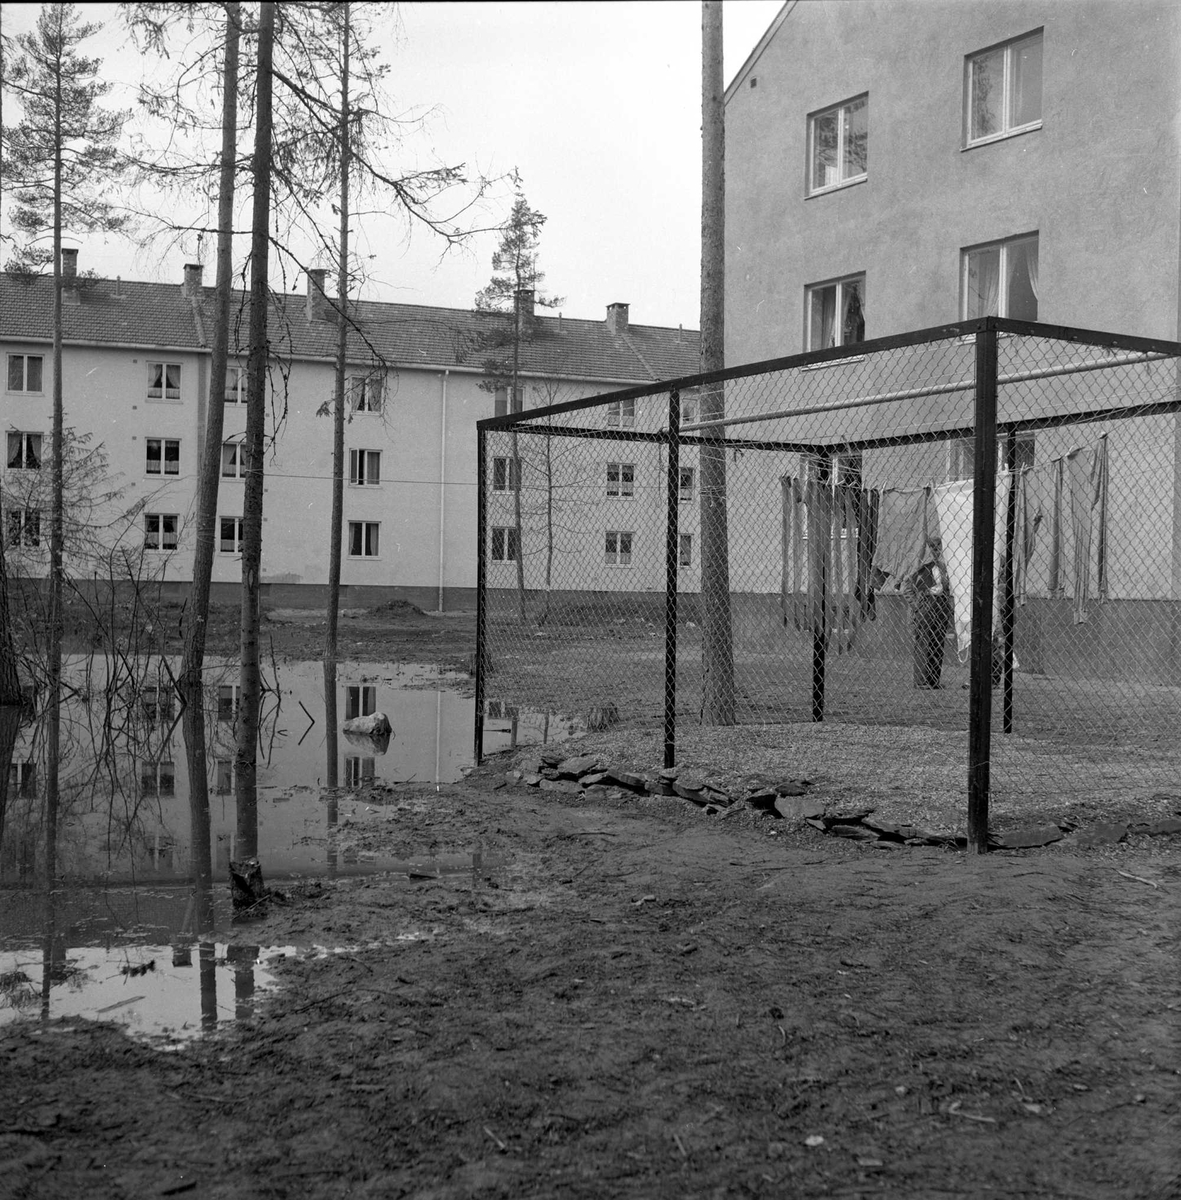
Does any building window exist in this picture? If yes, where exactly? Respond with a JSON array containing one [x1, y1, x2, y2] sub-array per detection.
[[348, 521, 380, 558], [7, 354, 43, 393], [492, 456, 519, 492], [220, 440, 249, 478], [962, 234, 1038, 321], [6, 431, 42, 470], [8, 762, 37, 798], [345, 685, 376, 720], [679, 394, 697, 426], [948, 433, 1035, 481], [806, 275, 865, 351], [606, 398, 636, 428], [141, 760, 176, 797], [147, 361, 181, 402], [965, 30, 1043, 146], [224, 365, 247, 404], [679, 533, 693, 568], [494, 386, 523, 417], [678, 466, 695, 501], [606, 462, 635, 498], [349, 373, 383, 414], [808, 93, 868, 193], [219, 516, 244, 554], [349, 449, 381, 486], [491, 525, 519, 563], [215, 759, 234, 794], [344, 756, 375, 787], [217, 685, 239, 722], [140, 685, 174, 722], [5, 508, 40, 548], [145, 437, 180, 476], [144, 513, 178, 551], [605, 530, 633, 567]]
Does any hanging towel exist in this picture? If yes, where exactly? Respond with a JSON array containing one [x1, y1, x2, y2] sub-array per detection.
[[1066, 436, 1110, 623], [871, 487, 932, 591], [933, 474, 1011, 659]]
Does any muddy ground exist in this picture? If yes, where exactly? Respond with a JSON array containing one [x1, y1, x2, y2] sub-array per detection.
[[3, 606, 1180, 1199]]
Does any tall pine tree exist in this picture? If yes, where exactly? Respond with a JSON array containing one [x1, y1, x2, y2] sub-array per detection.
[[2, 2, 128, 882]]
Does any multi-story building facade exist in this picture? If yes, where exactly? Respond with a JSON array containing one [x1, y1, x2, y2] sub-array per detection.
[[1, 253, 699, 609]]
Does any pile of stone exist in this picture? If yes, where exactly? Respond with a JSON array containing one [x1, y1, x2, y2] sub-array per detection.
[[501, 749, 1181, 853]]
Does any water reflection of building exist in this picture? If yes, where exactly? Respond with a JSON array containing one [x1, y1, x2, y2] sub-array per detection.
[[1, 657, 564, 884]]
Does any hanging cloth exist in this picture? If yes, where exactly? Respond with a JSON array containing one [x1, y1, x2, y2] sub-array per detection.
[[1066, 435, 1110, 623], [871, 487, 933, 591], [779, 476, 807, 632]]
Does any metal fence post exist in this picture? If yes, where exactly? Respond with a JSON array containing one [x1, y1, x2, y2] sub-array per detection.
[[968, 323, 999, 852], [810, 451, 832, 722], [664, 389, 681, 769], [1001, 429, 1018, 733], [474, 423, 488, 766]]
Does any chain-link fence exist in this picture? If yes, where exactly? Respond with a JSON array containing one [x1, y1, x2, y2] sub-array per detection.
[[475, 318, 1181, 847]]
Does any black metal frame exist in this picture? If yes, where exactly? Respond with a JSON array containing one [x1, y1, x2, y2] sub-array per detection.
[[475, 317, 1181, 852]]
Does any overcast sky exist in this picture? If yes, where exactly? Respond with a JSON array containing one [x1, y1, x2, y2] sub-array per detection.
[[1, 1, 784, 330]]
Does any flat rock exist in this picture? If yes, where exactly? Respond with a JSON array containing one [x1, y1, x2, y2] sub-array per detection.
[[804, 818, 828, 831], [557, 754, 600, 779], [341, 712, 392, 736], [829, 823, 881, 840], [744, 788, 780, 810], [523, 773, 542, 787], [992, 824, 1064, 849], [775, 796, 826, 822], [581, 785, 612, 803], [823, 804, 876, 824], [673, 780, 706, 801], [774, 780, 810, 797], [604, 766, 647, 791], [659, 766, 680, 781], [539, 778, 582, 795], [580, 772, 608, 786], [539, 749, 566, 768], [1137, 817, 1181, 836], [1072, 822, 1128, 848], [504, 770, 522, 786]]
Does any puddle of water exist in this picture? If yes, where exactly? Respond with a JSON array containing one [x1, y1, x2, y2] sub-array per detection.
[[0, 940, 297, 1047], [1, 656, 574, 888]]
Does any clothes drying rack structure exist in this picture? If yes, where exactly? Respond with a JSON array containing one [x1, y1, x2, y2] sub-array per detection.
[[475, 317, 1181, 852]]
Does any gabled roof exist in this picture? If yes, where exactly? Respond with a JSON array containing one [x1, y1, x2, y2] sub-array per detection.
[[0, 273, 701, 385]]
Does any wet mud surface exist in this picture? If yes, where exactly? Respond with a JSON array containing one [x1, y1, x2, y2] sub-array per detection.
[[3, 773, 1179, 1199]]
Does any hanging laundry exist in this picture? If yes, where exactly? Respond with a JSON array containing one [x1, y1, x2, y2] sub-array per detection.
[[1066, 435, 1109, 623], [871, 487, 933, 592], [780, 474, 877, 653]]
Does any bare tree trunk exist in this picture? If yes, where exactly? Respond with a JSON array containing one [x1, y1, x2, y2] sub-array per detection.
[[181, 0, 239, 902], [235, 0, 275, 861], [46, 52, 66, 886], [0, 533, 19, 706], [325, 2, 350, 669], [699, 0, 735, 725]]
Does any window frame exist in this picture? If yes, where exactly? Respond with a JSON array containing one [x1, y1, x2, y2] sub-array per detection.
[[349, 448, 382, 487], [347, 520, 380, 558], [804, 273, 866, 352], [144, 512, 179, 551], [145, 437, 181, 477], [960, 233, 1039, 321], [348, 372, 384, 414], [6, 431, 43, 471], [494, 385, 524, 417], [678, 466, 696, 502], [218, 515, 244, 555], [221, 440, 249, 479], [606, 461, 635, 498], [678, 533, 693, 568], [491, 456, 520, 493], [5, 507, 41, 548], [807, 93, 869, 195], [605, 529, 634, 568], [606, 398, 636, 429], [948, 432, 1035, 482], [147, 361, 182, 403], [490, 525, 519, 563], [964, 29, 1043, 148], [345, 685, 377, 720], [7, 353, 44, 394], [223, 365, 247, 404]]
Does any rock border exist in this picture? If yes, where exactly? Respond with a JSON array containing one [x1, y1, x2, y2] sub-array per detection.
[[498, 751, 1181, 853]]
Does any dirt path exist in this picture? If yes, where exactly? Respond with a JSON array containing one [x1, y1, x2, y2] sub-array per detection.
[[3, 770, 1179, 1199]]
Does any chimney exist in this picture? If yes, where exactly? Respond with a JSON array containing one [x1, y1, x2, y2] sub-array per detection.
[[606, 301, 629, 335], [61, 248, 78, 280], [306, 268, 330, 321], [182, 262, 204, 298], [515, 287, 535, 336]]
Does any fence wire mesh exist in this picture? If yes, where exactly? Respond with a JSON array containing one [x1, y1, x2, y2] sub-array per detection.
[[476, 319, 1181, 840]]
